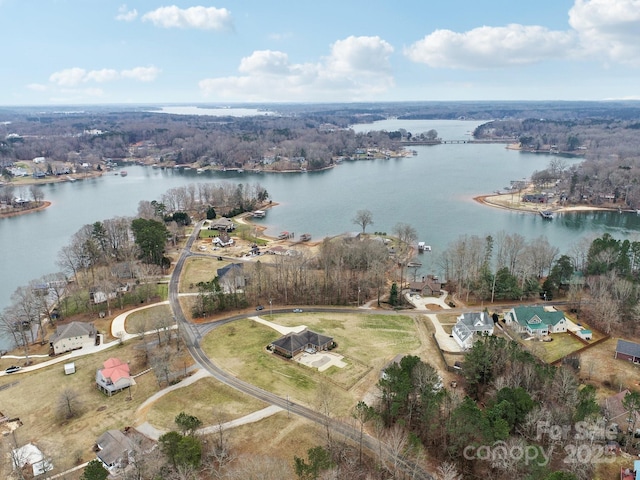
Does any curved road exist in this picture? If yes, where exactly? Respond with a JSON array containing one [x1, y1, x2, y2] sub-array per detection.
[[168, 221, 433, 479]]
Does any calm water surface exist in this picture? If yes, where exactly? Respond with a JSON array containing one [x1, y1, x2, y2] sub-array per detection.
[[1, 119, 639, 347]]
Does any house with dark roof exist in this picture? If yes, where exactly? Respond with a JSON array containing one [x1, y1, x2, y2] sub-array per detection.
[[216, 263, 245, 293], [49, 321, 96, 355], [452, 312, 494, 350], [504, 306, 567, 337], [270, 329, 334, 358], [615, 340, 640, 364], [96, 358, 133, 396], [209, 217, 236, 232], [408, 275, 443, 297]]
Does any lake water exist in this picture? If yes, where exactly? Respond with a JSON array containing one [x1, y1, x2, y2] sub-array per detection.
[[2, 119, 639, 349]]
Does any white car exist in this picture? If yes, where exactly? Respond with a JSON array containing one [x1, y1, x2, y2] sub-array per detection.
[[293, 308, 303, 313]]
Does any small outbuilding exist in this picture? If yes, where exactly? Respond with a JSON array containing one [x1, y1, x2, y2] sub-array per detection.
[[64, 363, 76, 375]]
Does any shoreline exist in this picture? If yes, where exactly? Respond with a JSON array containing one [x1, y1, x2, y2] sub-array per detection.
[[474, 193, 628, 215], [0, 201, 52, 219]]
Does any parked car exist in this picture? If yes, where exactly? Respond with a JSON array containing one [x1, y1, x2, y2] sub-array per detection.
[[5, 365, 20, 374], [293, 308, 303, 313], [256, 305, 264, 311]]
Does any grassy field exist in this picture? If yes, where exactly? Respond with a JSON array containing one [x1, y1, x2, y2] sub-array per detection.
[[145, 377, 268, 431], [180, 256, 224, 292], [533, 333, 587, 363], [126, 303, 174, 333], [201, 313, 421, 417]]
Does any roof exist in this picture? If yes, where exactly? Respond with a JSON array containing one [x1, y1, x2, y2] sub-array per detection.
[[271, 329, 333, 355], [96, 430, 133, 466], [217, 263, 243, 279], [616, 339, 640, 358], [50, 321, 95, 343], [101, 358, 130, 383], [511, 306, 565, 328]]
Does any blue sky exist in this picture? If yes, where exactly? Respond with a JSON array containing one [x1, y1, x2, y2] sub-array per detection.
[[1, 0, 639, 105]]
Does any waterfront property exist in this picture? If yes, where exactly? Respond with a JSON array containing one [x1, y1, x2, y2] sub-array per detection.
[[270, 329, 334, 358], [451, 312, 494, 350], [504, 306, 567, 337], [408, 275, 443, 297], [49, 321, 97, 355], [96, 358, 133, 396], [614, 339, 640, 364], [209, 217, 236, 232]]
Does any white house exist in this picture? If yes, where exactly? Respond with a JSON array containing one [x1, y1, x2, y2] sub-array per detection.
[[96, 358, 133, 396], [451, 312, 494, 350], [49, 321, 96, 355]]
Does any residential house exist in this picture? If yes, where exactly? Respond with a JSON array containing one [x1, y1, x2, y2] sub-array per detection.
[[615, 340, 640, 364], [49, 321, 96, 355], [452, 312, 494, 350], [95, 430, 134, 473], [270, 329, 333, 357], [96, 358, 133, 396], [408, 275, 443, 297], [209, 217, 236, 232], [504, 306, 567, 337], [216, 263, 245, 293]]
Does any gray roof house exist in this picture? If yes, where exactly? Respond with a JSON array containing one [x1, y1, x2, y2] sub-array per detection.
[[216, 263, 245, 293], [209, 217, 236, 232], [270, 329, 333, 358], [452, 312, 494, 350], [95, 430, 134, 473], [615, 339, 640, 363], [49, 321, 96, 355]]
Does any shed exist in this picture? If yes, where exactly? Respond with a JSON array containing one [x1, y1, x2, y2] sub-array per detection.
[[64, 363, 76, 375]]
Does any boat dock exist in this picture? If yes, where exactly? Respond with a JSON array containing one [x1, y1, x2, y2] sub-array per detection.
[[539, 210, 554, 219]]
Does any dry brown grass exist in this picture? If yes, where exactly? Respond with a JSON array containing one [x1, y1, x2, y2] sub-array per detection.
[[578, 338, 640, 398], [180, 256, 223, 292], [0, 342, 158, 476]]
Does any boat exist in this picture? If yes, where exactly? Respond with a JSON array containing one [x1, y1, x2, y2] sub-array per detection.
[[300, 233, 311, 242], [540, 210, 554, 220], [252, 210, 266, 218], [418, 242, 431, 252], [196, 168, 204, 174], [407, 261, 422, 268], [66, 176, 77, 182], [120, 170, 128, 177]]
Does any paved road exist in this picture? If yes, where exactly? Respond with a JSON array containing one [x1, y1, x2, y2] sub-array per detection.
[[168, 221, 433, 479]]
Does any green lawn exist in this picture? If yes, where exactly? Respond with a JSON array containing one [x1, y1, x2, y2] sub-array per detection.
[[201, 313, 421, 415], [532, 333, 586, 363], [145, 377, 268, 431]]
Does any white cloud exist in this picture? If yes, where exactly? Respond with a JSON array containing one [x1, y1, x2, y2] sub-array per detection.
[[121, 66, 161, 82], [569, 0, 640, 65], [48, 66, 160, 86], [116, 4, 138, 22], [142, 5, 232, 31], [405, 24, 576, 69], [85, 69, 120, 83], [49, 67, 88, 87], [199, 36, 394, 102], [26, 83, 48, 92]]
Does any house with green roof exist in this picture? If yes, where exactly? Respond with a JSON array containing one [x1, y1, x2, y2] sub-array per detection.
[[504, 306, 567, 337]]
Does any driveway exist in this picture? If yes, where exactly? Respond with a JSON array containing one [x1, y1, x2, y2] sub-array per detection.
[[405, 291, 462, 353]]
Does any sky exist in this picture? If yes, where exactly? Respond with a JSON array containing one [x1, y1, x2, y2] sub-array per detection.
[[1, 0, 639, 105]]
